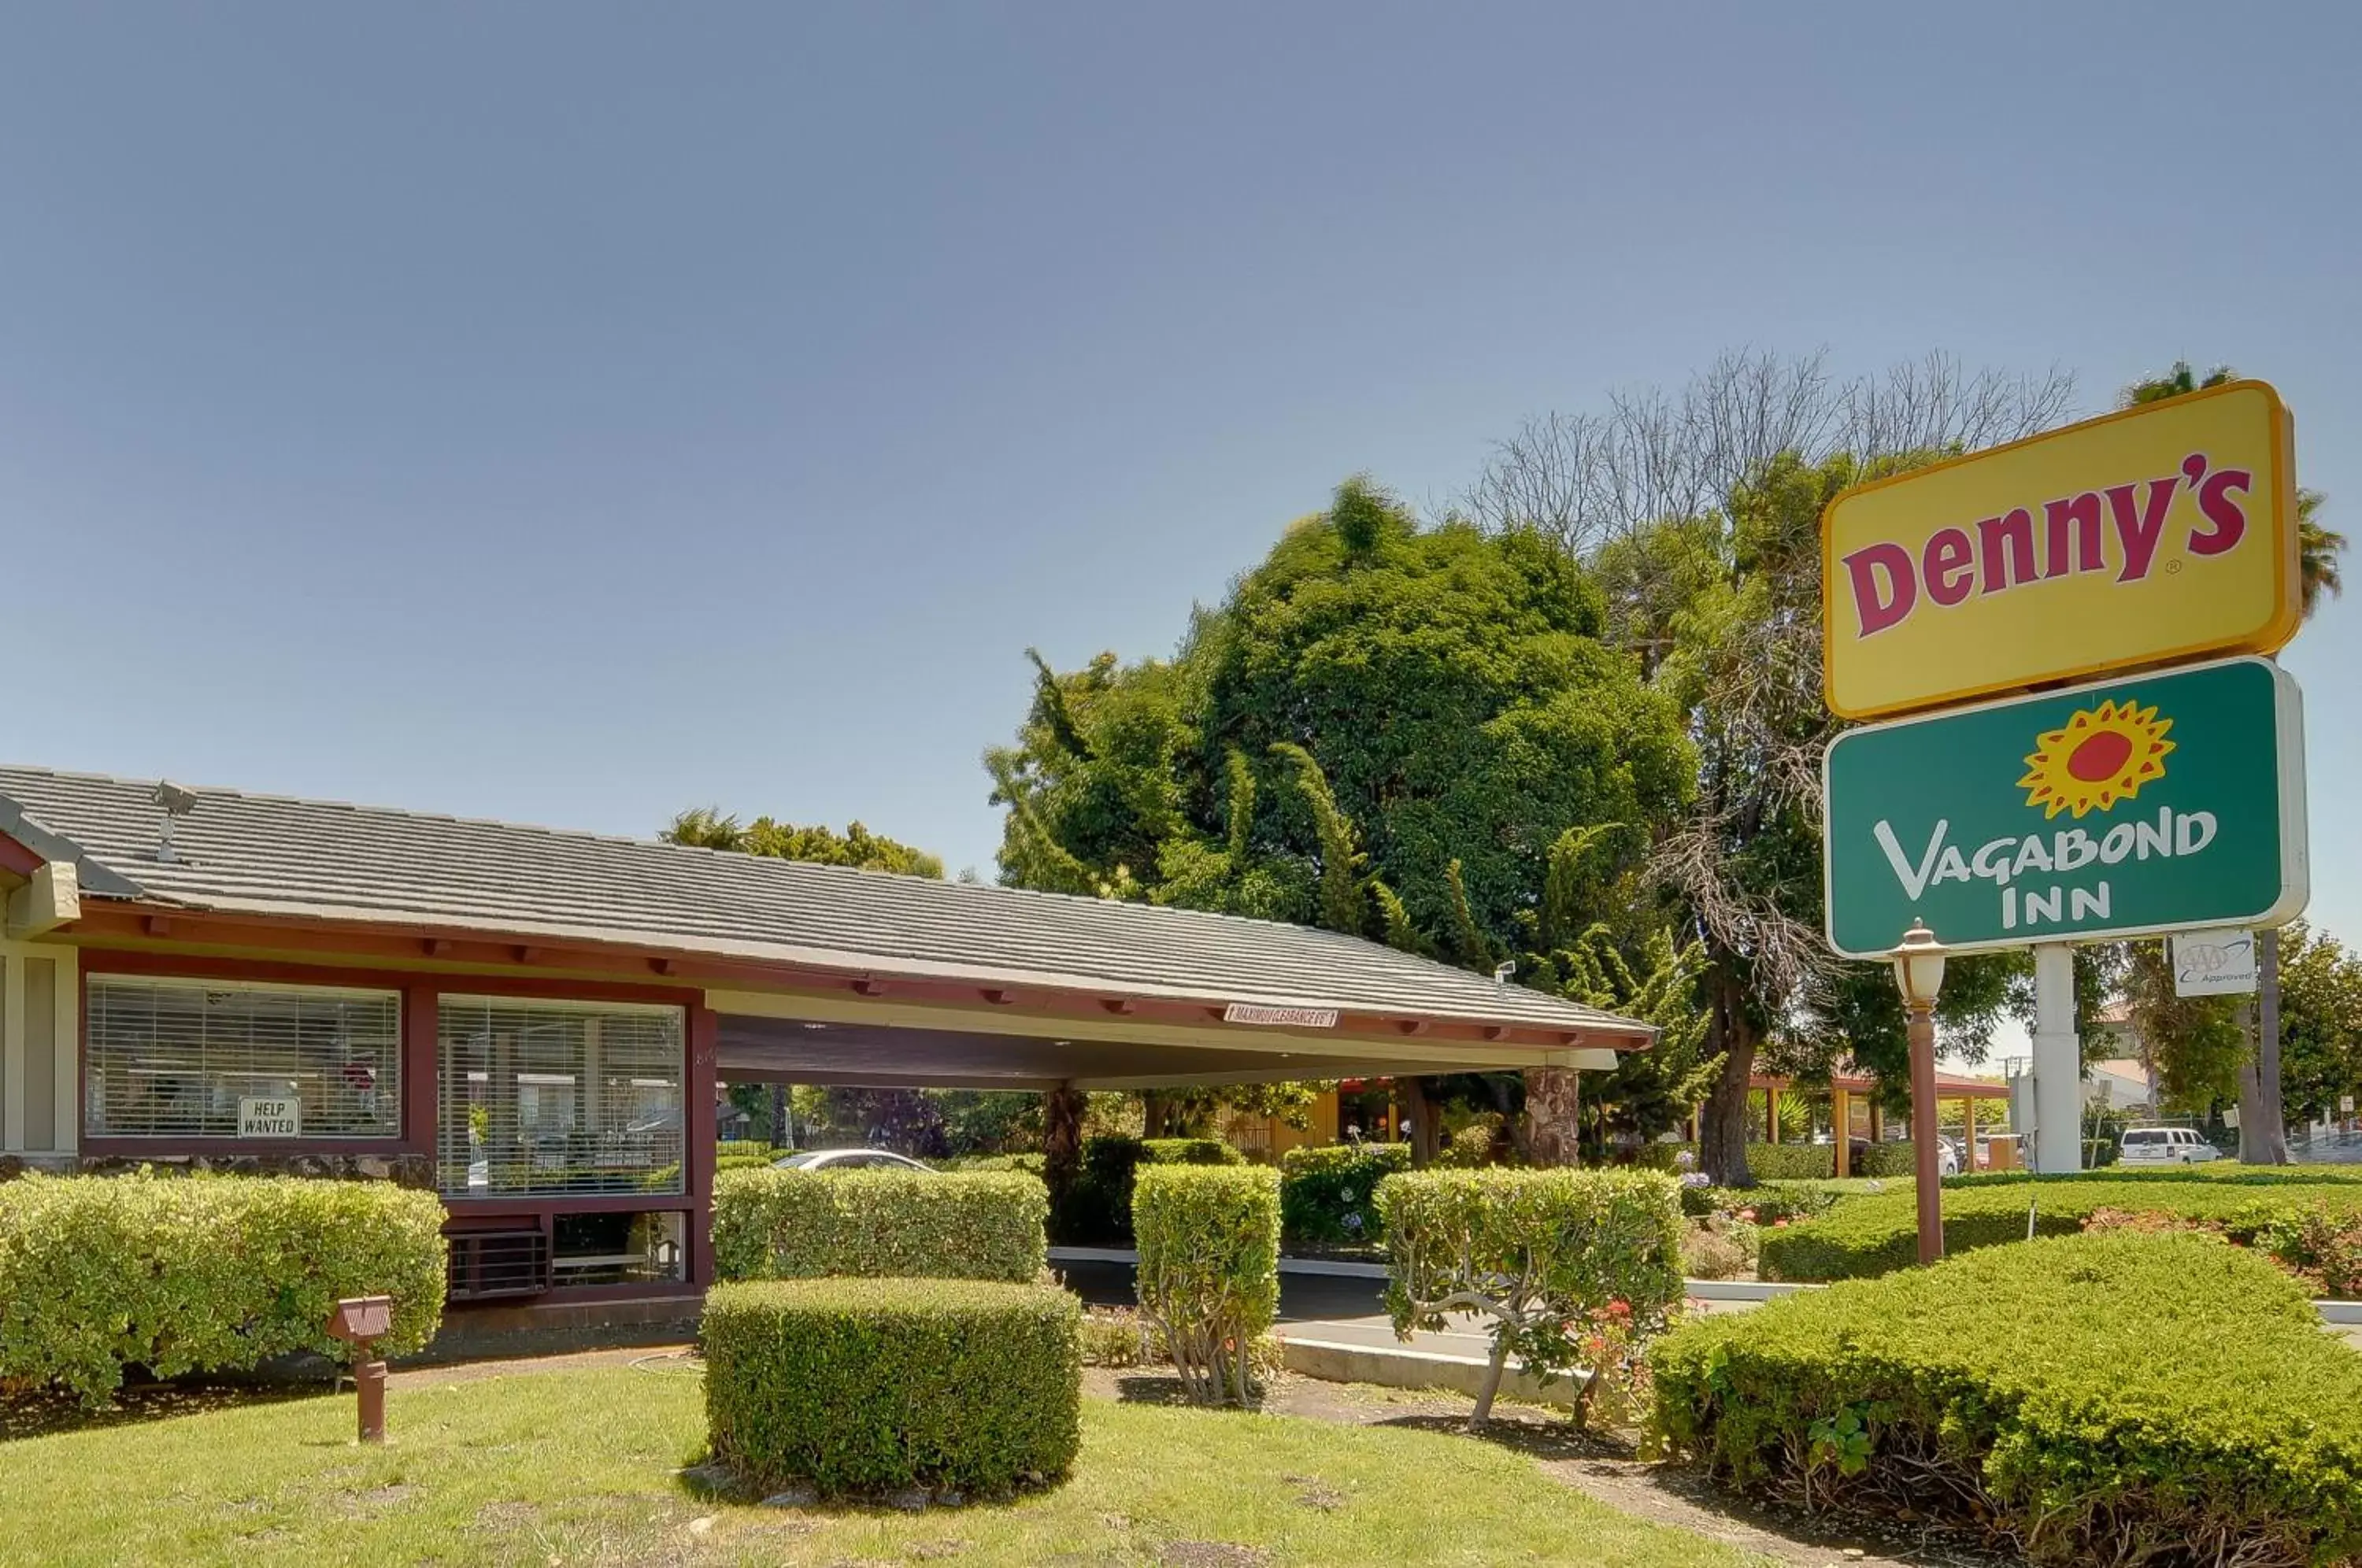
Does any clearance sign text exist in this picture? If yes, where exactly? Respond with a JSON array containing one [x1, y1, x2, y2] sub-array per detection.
[[1821, 380, 2300, 719]]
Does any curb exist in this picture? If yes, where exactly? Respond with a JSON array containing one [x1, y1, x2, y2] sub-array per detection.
[[1684, 1279, 1817, 1301], [1276, 1333, 1583, 1408]]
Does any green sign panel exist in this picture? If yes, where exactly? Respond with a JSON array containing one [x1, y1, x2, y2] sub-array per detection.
[[1823, 656, 2306, 959]]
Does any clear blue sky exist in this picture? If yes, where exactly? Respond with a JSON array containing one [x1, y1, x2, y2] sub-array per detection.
[[6, 4, 2358, 973]]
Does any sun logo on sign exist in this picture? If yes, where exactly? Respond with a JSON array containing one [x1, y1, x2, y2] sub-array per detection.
[[2017, 699, 2175, 819]]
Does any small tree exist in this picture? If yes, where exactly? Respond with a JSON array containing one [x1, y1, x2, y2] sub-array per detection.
[[1376, 1167, 1683, 1428], [1131, 1165, 1280, 1407]]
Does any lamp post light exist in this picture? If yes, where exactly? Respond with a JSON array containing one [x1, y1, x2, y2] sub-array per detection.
[[1891, 920, 1949, 1266]]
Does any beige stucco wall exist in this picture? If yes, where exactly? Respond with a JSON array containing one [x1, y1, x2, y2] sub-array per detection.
[[2, 940, 78, 1156]]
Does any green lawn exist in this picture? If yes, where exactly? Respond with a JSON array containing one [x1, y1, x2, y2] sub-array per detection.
[[0, 1362, 1767, 1568]]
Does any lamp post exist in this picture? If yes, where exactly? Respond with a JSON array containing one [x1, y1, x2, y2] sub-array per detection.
[[1891, 920, 1949, 1266]]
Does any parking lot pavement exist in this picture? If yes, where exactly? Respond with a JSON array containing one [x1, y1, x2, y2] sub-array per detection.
[[1056, 1257, 1386, 1321]]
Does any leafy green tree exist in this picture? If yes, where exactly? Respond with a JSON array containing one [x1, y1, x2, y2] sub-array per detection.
[[1472, 350, 2076, 1182], [2275, 924, 2362, 1124], [989, 478, 1697, 1151], [663, 807, 945, 878], [2119, 939, 2249, 1115]]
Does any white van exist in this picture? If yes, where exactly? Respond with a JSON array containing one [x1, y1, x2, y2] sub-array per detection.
[[2118, 1126, 2221, 1165]]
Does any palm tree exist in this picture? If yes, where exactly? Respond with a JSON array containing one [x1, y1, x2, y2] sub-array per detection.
[[2120, 361, 2339, 1163], [2123, 362, 2344, 615]]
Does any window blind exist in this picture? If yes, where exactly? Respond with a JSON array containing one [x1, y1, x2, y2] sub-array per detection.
[[84, 976, 402, 1140], [437, 997, 685, 1197]]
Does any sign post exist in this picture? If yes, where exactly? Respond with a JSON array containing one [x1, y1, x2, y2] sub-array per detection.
[[1820, 382, 2308, 1199]]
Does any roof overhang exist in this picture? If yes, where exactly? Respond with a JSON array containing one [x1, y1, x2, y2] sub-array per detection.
[[54, 897, 1645, 1086]]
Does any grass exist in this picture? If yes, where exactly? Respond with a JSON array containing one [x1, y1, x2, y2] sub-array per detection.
[[0, 1361, 1768, 1568]]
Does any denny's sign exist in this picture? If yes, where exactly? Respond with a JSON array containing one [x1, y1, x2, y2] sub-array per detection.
[[1822, 380, 2299, 719]]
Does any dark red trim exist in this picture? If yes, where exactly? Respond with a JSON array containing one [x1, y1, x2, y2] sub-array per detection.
[[0, 831, 45, 875], [78, 946, 687, 1005], [686, 1005, 719, 1288], [402, 982, 438, 1152], [443, 1191, 690, 1214]]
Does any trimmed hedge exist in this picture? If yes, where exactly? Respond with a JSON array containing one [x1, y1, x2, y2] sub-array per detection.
[[1053, 1135, 1241, 1246], [1672, 1142, 1941, 1181], [0, 1173, 447, 1406], [1377, 1167, 1684, 1425], [1652, 1233, 2362, 1563], [1141, 1137, 1245, 1167], [703, 1278, 1081, 1496], [710, 1168, 1046, 1283], [1378, 1168, 1686, 1329], [1759, 1172, 2362, 1286], [942, 1152, 1046, 1175], [1672, 1142, 1840, 1181], [1133, 1164, 1280, 1406], [1279, 1142, 1412, 1247], [1853, 1142, 1916, 1178]]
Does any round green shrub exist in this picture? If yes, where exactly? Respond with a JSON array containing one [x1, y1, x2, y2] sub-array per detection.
[[1653, 1233, 2362, 1563], [710, 1167, 1046, 1283], [1132, 1164, 1280, 1406], [702, 1278, 1081, 1497]]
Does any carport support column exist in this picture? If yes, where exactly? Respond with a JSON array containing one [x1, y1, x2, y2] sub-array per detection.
[[1524, 1067, 1582, 1167], [1042, 1079, 1085, 1223]]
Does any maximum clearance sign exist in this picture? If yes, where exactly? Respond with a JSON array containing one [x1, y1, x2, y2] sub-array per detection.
[[1823, 656, 2306, 958], [1821, 380, 2299, 719]]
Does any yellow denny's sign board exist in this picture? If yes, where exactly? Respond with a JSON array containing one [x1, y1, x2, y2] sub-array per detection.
[[1822, 380, 2299, 719]]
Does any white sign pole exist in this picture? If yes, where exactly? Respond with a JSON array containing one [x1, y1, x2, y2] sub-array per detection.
[[2029, 943, 2082, 1174]]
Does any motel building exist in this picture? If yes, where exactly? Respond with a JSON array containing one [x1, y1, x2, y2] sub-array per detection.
[[0, 766, 1649, 1331]]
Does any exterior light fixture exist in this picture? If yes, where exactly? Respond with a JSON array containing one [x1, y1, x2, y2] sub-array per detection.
[[1890, 919, 1948, 1010], [1888, 919, 1950, 1266]]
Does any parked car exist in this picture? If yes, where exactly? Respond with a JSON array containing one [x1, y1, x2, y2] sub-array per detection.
[[2118, 1126, 2221, 1165], [771, 1147, 935, 1172]]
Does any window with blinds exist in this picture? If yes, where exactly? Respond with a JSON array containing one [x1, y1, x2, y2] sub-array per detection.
[[84, 977, 402, 1140], [437, 997, 685, 1198]]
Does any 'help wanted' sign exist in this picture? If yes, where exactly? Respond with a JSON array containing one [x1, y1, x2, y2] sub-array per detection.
[[238, 1096, 301, 1138]]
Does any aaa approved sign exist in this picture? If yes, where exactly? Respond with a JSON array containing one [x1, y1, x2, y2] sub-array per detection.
[[1823, 381, 2299, 719], [1823, 656, 2306, 958]]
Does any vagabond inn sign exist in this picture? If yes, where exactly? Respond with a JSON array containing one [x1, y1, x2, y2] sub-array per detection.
[[1823, 656, 2306, 959], [1822, 380, 2300, 719]]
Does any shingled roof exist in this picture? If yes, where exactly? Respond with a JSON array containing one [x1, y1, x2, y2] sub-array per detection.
[[0, 767, 1649, 1040]]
